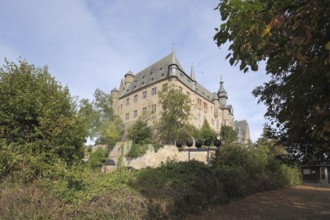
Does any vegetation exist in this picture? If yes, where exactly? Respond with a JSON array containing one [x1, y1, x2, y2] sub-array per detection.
[[214, 0, 330, 164], [158, 85, 192, 144], [88, 147, 108, 170], [79, 89, 123, 151], [0, 59, 87, 181], [127, 119, 153, 145], [193, 119, 218, 143], [0, 144, 301, 219], [126, 144, 149, 158], [220, 125, 238, 147]]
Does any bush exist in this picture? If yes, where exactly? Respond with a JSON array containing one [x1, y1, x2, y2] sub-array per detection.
[[153, 143, 164, 153], [127, 119, 153, 145], [126, 144, 149, 158], [88, 147, 108, 170], [131, 160, 227, 218]]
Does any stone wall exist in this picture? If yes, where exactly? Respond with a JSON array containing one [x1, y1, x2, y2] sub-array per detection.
[[108, 141, 215, 170]]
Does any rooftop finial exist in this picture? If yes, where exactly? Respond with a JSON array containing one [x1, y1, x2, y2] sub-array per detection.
[[171, 44, 177, 64], [190, 63, 196, 81]]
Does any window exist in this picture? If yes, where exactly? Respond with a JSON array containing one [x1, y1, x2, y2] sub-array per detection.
[[125, 113, 129, 120], [143, 91, 147, 99], [187, 91, 190, 96], [152, 104, 156, 113], [134, 110, 138, 118], [142, 107, 147, 114], [134, 94, 138, 102], [151, 87, 157, 96], [179, 86, 183, 91], [197, 98, 202, 106], [204, 102, 208, 111], [126, 98, 130, 105]]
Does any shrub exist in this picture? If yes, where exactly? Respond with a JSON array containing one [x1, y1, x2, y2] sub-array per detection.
[[153, 143, 164, 153], [88, 147, 108, 170], [127, 119, 153, 145], [126, 144, 149, 158]]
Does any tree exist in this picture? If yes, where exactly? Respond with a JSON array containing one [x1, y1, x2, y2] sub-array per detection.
[[78, 89, 123, 149], [201, 119, 218, 141], [220, 125, 238, 147], [127, 119, 153, 144], [0, 59, 87, 167], [214, 0, 330, 163], [158, 86, 192, 144]]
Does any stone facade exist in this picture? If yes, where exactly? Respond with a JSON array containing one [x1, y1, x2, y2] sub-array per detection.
[[107, 141, 215, 170], [111, 50, 250, 142]]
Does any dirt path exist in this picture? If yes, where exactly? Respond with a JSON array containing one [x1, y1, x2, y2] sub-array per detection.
[[186, 185, 330, 220]]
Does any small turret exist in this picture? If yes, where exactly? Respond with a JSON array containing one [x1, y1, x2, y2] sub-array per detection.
[[190, 64, 196, 81], [111, 87, 119, 98], [124, 71, 134, 88], [169, 48, 178, 76], [217, 78, 228, 106], [212, 93, 220, 118], [190, 64, 196, 91], [111, 87, 119, 114]]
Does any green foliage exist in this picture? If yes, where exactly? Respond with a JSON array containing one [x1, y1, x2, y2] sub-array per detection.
[[194, 119, 218, 142], [153, 143, 164, 153], [126, 144, 149, 158], [214, 0, 330, 163], [220, 125, 238, 146], [127, 119, 153, 144], [42, 168, 135, 205], [212, 143, 301, 196], [88, 147, 108, 170], [0, 59, 87, 180], [78, 89, 123, 149], [158, 85, 192, 144], [131, 160, 226, 218], [1, 150, 301, 219]]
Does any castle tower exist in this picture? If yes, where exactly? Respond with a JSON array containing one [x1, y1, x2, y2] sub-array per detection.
[[169, 48, 178, 76], [111, 87, 119, 114], [217, 79, 228, 107], [124, 71, 135, 88], [190, 64, 196, 91]]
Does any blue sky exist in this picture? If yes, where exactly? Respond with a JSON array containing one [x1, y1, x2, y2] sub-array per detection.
[[0, 0, 270, 142]]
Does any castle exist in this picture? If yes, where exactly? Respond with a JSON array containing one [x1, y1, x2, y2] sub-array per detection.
[[111, 50, 250, 144]]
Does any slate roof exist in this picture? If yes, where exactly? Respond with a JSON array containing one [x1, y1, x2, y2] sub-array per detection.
[[119, 51, 215, 102]]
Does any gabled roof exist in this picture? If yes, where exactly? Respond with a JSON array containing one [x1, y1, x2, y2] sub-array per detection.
[[120, 52, 184, 97], [119, 52, 216, 102]]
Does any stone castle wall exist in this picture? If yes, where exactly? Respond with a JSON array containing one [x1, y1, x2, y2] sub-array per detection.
[[107, 141, 215, 170]]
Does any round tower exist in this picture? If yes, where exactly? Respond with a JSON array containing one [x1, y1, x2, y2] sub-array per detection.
[[217, 79, 228, 106], [212, 93, 220, 118], [124, 71, 135, 88], [111, 87, 119, 114]]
